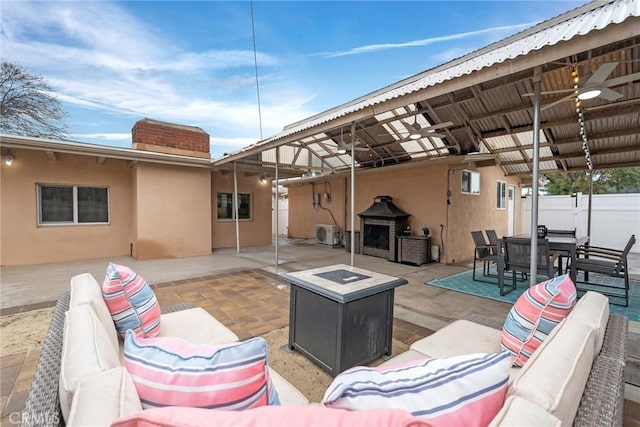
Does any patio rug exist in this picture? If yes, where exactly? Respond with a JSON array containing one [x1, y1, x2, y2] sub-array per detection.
[[425, 268, 640, 322]]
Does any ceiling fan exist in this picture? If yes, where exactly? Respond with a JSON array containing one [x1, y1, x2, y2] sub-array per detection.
[[388, 118, 453, 141], [525, 62, 640, 110], [336, 128, 368, 153]]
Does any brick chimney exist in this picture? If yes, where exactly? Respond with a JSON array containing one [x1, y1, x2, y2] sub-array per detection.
[[132, 118, 210, 159]]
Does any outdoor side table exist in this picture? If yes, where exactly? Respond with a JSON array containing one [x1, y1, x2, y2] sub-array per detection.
[[281, 264, 408, 376]]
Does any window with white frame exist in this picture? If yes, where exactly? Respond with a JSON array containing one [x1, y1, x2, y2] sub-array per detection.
[[217, 192, 251, 220], [38, 184, 109, 224], [461, 170, 480, 194], [497, 181, 507, 209]]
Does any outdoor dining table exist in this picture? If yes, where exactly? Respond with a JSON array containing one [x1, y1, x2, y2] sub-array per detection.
[[515, 234, 589, 280]]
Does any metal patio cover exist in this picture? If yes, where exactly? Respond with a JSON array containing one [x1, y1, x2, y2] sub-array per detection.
[[214, 0, 640, 184]]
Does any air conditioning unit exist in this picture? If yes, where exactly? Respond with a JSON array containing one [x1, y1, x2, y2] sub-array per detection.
[[315, 224, 338, 245]]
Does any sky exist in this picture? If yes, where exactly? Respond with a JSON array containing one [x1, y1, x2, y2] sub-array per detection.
[[1, 0, 589, 159]]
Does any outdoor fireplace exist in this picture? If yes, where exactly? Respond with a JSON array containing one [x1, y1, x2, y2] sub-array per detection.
[[358, 196, 410, 260]]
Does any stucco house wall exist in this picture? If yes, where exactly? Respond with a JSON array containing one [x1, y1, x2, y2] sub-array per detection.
[[286, 163, 521, 264], [0, 149, 133, 266], [133, 163, 212, 260], [447, 165, 522, 264], [211, 171, 272, 249]]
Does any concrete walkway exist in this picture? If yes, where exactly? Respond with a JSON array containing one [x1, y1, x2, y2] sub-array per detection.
[[0, 240, 516, 330]]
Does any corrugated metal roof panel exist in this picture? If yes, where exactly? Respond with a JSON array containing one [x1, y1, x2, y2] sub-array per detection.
[[400, 140, 428, 158], [247, 0, 638, 149]]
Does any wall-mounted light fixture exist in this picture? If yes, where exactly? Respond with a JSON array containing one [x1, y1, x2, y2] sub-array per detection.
[[5, 154, 14, 166], [260, 174, 268, 184]]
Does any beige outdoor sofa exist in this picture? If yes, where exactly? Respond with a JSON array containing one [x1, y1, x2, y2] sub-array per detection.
[[379, 291, 628, 426], [21, 273, 308, 427], [21, 273, 627, 426]]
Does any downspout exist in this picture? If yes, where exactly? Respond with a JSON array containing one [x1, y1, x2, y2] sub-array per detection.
[[444, 168, 454, 263], [344, 177, 348, 245]]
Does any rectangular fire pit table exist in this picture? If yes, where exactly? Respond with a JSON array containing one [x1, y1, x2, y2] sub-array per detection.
[[281, 264, 408, 375]]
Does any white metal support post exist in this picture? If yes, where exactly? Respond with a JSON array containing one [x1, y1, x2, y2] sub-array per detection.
[[233, 161, 240, 254], [275, 147, 280, 269], [529, 71, 542, 284], [350, 122, 356, 267]]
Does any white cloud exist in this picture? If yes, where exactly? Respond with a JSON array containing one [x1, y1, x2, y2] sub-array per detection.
[[1, 1, 317, 142], [316, 22, 537, 58], [431, 47, 472, 64], [71, 133, 131, 141]]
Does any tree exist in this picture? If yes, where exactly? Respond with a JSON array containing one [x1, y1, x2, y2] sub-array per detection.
[[0, 60, 67, 139], [543, 168, 640, 195]]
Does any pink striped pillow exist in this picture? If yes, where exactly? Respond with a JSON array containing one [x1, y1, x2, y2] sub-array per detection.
[[102, 263, 161, 338], [123, 332, 279, 409], [501, 274, 577, 367], [322, 351, 510, 427]]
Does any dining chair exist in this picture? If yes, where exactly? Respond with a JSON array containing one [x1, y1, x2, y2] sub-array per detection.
[[485, 229, 500, 255], [570, 234, 636, 307], [546, 228, 578, 273], [471, 231, 497, 281], [500, 237, 560, 295]]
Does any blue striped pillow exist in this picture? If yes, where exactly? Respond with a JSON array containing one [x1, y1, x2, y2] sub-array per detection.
[[322, 351, 510, 427], [123, 332, 280, 409], [102, 263, 161, 338], [501, 274, 577, 367]]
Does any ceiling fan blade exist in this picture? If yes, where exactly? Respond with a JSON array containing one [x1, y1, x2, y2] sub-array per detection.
[[401, 133, 447, 142], [400, 120, 419, 131], [540, 93, 574, 111], [603, 71, 640, 88], [585, 62, 618, 86], [598, 87, 623, 101], [421, 121, 454, 131]]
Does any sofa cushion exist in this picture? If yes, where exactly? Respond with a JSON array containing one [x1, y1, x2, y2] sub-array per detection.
[[269, 369, 309, 406], [111, 405, 432, 427], [508, 318, 596, 425], [59, 305, 121, 422], [501, 274, 577, 367], [410, 319, 502, 357], [567, 291, 609, 355], [123, 332, 279, 409], [322, 351, 511, 427], [102, 262, 161, 338], [159, 307, 239, 344], [70, 272, 119, 351], [67, 367, 142, 427], [379, 349, 428, 367], [488, 396, 561, 427]]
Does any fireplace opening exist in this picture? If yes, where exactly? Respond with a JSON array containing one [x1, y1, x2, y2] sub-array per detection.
[[358, 196, 411, 261], [364, 224, 390, 250]]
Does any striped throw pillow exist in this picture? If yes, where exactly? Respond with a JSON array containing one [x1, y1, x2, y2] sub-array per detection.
[[501, 274, 577, 367], [102, 263, 161, 338], [322, 351, 511, 427], [123, 332, 280, 409]]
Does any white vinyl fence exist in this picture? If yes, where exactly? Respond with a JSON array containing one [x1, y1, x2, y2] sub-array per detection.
[[272, 196, 289, 237], [521, 193, 640, 273]]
